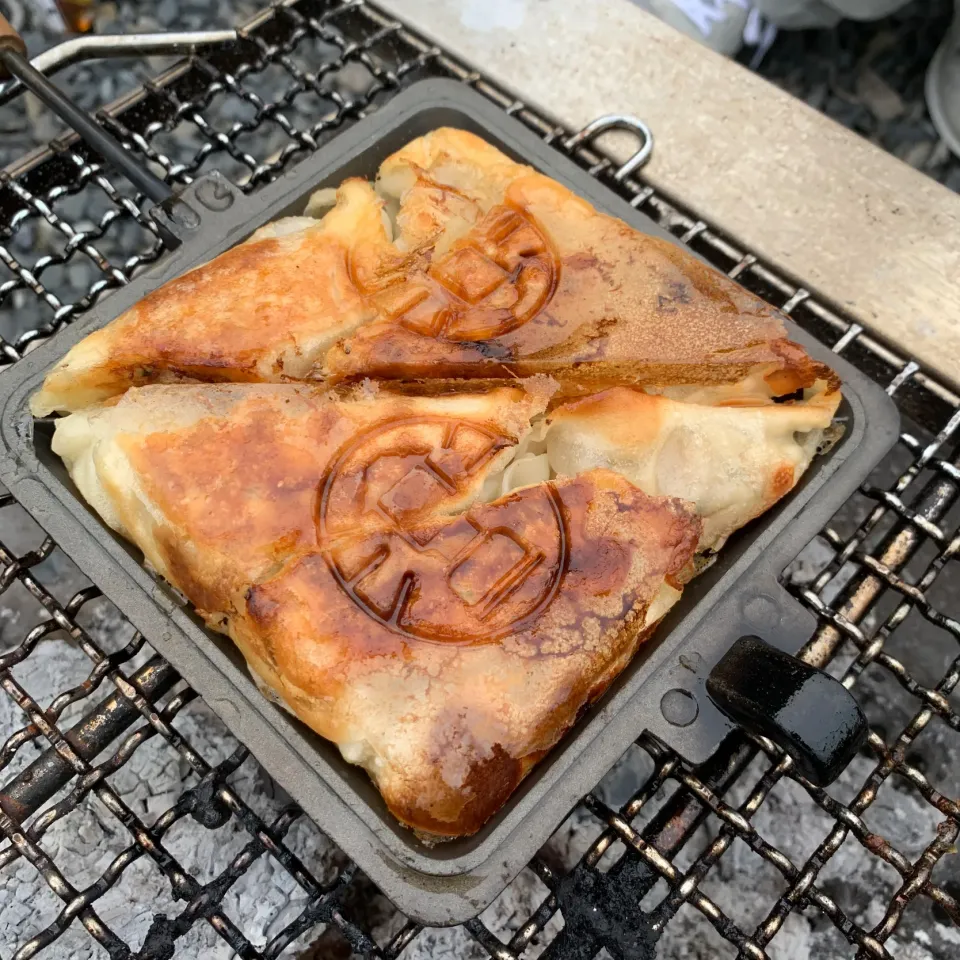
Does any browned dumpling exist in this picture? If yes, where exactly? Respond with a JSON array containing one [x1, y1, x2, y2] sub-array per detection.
[[324, 129, 836, 401], [30, 182, 385, 416], [52, 380, 554, 616], [51, 379, 699, 836]]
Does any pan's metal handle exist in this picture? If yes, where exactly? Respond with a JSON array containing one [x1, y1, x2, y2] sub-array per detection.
[[0, 26, 237, 106], [564, 115, 654, 180], [706, 635, 868, 786], [0, 14, 174, 206]]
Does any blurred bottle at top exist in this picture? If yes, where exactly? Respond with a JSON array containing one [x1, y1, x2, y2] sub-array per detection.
[[56, 0, 96, 33]]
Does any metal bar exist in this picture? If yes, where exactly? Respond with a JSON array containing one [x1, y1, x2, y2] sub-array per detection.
[[0, 29, 238, 107], [799, 449, 960, 669], [0, 656, 179, 824], [0, 48, 172, 204]]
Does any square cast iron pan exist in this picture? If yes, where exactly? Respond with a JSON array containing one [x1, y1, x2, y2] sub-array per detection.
[[0, 80, 900, 924]]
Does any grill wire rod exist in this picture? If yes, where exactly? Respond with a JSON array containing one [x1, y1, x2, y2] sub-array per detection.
[[0, 13, 172, 205]]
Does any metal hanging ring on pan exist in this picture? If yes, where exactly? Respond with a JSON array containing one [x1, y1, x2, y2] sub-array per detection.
[[564, 114, 654, 180]]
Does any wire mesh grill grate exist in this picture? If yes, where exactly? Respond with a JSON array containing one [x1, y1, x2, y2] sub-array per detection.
[[0, 2, 958, 958]]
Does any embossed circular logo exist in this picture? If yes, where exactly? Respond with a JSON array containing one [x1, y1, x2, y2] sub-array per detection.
[[356, 205, 559, 342], [317, 417, 567, 643]]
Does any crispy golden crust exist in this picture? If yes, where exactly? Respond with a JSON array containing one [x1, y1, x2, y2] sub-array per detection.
[[31, 181, 384, 415], [231, 470, 699, 835], [324, 129, 837, 397], [53, 380, 554, 619], [52, 381, 699, 836]]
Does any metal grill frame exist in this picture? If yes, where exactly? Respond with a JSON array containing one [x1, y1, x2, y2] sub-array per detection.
[[0, 2, 957, 959]]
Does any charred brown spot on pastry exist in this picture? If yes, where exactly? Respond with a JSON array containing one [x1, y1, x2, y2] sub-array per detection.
[[152, 525, 224, 617], [387, 743, 527, 837], [655, 280, 694, 314], [449, 744, 526, 835], [765, 338, 840, 395], [770, 463, 796, 501]]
